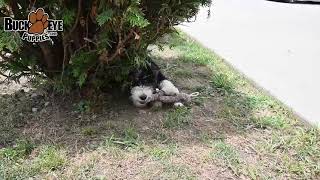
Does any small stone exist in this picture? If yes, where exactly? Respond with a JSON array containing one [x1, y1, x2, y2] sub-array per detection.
[[4, 53, 12, 58], [32, 108, 38, 112], [139, 110, 147, 114], [24, 88, 31, 93], [31, 93, 38, 98], [44, 102, 50, 107], [40, 109, 47, 114], [113, 112, 119, 117], [153, 101, 163, 108]]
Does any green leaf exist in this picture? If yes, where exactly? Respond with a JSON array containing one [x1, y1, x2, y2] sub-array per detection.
[[0, 0, 5, 8], [78, 73, 87, 87], [70, 50, 97, 87], [0, 30, 21, 52], [97, 9, 114, 26], [125, 7, 150, 28], [62, 8, 76, 28]]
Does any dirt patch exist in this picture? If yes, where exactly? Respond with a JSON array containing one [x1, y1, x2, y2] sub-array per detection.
[[0, 41, 318, 179], [0, 76, 32, 95]]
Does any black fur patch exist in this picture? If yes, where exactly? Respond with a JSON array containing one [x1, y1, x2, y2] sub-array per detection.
[[129, 57, 167, 88]]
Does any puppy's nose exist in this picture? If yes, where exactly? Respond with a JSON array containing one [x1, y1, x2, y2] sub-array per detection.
[[140, 94, 147, 100]]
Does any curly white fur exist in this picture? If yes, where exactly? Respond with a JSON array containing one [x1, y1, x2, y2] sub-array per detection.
[[159, 80, 179, 96], [130, 86, 153, 108], [174, 102, 184, 107]]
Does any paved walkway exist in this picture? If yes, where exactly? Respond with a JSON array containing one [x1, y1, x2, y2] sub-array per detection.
[[180, 0, 320, 125]]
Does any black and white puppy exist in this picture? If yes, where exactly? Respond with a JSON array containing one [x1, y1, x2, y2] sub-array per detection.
[[129, 57, 180, 108]]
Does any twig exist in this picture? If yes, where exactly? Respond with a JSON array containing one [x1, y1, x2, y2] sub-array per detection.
[[60, 0, 83, 81], [83, 37, 98, 47], [86, 11, 90, 39], [0, 71, 10, 78], [9, 0, 22, 18], [0, 11, 8, 17], [28, 0, 37, 11], [99, 29, 135, 63], [62, 0, 83, 70], [64, 0, 82, 42], [60, 44, 68, 81], [92, 62, 102, 80], [0, 5, 11, 16]]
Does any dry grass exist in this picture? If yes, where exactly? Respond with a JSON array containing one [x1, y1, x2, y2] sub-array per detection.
[[0, 32, 319, 180]]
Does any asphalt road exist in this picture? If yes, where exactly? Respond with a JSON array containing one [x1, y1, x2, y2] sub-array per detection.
[[180, 0, 320, 125]]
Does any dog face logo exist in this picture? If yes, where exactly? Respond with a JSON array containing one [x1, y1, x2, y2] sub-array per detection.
[[28, 8, 49, 34], [3, 8, 63, 43]]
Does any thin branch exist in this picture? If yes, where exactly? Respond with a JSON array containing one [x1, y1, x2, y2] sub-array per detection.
[[83, 38, 98, 47], [62, 0, 83, 76], [99, 30, 135, 63], [0, 53, 14, 65], [70, 44, 88, 58], [64, 0, 82, 42], [60, 44, 68, 81], [0, 71, 10, 78], [28, 0, 37, 11], [0, 6, 11, 16], [0, 10, 8, 17], [9, 0, 22, 18]]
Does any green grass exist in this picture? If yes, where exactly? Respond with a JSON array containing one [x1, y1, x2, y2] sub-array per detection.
[[199, 132, 226, 144], [258, 128, 320, 177], [168, 31, 320, 179], [210, 140, 241, 175], [33, 146, 66, 171], [211, 73, 235, 93], [75, 100, 91, 113], [0, 145, 66, 179], [164, 106, 192, 128], [162, 163, 196, 180], [81, 127, 98, 136], [148, 143, 177, 160], [253, 116, 289, 129], [64, 155, 99, 180], [166, 31, 283, 128], [105, 127, 141, 149], [173, 69, 194, 78], [0, 140, 34, 160], [0, 31, 319, 179]]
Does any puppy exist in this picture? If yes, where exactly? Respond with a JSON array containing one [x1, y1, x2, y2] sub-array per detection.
[[129, 57, 179, 108]]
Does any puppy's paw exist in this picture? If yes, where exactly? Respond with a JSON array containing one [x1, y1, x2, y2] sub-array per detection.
[[174, 102, 184, 107], [160, 80, 179, 96], [153, 101, 163, 108]]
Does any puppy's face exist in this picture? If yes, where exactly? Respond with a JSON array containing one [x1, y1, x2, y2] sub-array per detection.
[[130, 86, 154, 108]]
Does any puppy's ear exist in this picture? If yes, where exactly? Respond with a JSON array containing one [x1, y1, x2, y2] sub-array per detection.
[[129, 69, 143, 86], [147, 58, 166, 85], [155, 71, 166, 84], [153, 71, 166, 89]]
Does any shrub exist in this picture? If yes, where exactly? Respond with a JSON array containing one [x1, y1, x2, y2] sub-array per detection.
[[0, 0, 211, 91]]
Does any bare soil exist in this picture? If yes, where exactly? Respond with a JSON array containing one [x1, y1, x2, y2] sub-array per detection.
[[0, 45, 318, 180]]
